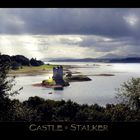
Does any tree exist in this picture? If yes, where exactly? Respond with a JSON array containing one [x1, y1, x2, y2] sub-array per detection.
[[0, 53, 22, 121], [105, 104, 133, 121], [0, 53, 21, 99], [56, 100, 79, 121], [116, 77, 140, 111], [8, 99, 38, 122]]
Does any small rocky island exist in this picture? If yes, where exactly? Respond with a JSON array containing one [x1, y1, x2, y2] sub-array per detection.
[[33, 65, 91, 90]]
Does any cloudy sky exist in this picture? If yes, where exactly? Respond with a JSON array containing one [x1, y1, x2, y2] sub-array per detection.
[[0, 8, 140, 60]]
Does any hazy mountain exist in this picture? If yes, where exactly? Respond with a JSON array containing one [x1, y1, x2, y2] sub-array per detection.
[[43, 53, 140, 62], [42, 57, 71, 62], [126, 54, 140, 58], [99, 53, 124, 59], [43, 53, 140, 63], [48, 57, 140, 63]]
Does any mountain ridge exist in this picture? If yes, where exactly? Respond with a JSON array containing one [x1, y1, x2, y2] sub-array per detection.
[[48, 57, 140, 63]]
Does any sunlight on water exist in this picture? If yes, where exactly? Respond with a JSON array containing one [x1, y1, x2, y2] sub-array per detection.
[[112, 63, 140, 73], [46, 73, 53, 79]]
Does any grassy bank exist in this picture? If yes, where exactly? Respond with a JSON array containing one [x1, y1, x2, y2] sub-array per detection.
[[8, 64, 72, 75]]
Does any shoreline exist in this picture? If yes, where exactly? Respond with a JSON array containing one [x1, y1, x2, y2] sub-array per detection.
[[8, 64, 72, 77], [7, 64, 116, 77], [8, 70, 52, 77]]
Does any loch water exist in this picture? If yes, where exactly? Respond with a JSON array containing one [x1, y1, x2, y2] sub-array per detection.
[[11, 62, 140, 106]]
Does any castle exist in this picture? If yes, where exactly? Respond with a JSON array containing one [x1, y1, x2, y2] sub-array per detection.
[[52, 66, 64, 85]]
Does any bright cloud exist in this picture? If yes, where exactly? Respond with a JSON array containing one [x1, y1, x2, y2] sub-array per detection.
[[123, 14, 139, 26]]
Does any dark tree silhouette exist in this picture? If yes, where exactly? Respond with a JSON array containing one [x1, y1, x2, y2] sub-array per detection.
[[0, 53, 22, 121]]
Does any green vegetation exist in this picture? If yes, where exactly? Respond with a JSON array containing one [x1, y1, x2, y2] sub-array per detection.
[[0, 54, 22, 121], [42, 78, 56, 86], [9, 64, 56, 74], [9, 64, 71, 75], [1, 96, 140, 122], [64, 75, 91, 82], [116, 77, 140, 111]]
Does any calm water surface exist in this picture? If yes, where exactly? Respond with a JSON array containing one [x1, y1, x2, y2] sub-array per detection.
[[11, 62, 140, 106]]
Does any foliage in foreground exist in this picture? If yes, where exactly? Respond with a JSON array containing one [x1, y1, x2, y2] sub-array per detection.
[[0, 96, 140, 122], [116, 77, 140, 111]]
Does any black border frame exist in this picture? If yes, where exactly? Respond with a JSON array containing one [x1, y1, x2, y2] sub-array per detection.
[[0, 0, 140, 138]]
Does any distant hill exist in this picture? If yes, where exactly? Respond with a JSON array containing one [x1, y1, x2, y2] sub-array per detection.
[[126, 54, 140, 58], [42, 57, 71, 62], [109, 57, 140, 63], [99, 53, 124, 59], [49, 57, 140, 63], [49, 58, 100, 62]]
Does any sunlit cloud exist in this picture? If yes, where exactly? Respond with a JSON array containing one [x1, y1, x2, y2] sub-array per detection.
[[123, 14, 139, 26]]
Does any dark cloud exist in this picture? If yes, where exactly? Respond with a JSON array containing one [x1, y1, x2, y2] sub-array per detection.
[[0, 8, 140, 38]]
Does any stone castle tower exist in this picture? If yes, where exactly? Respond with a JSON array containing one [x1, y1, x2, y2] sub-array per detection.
[[53, 66, 64, 85]]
